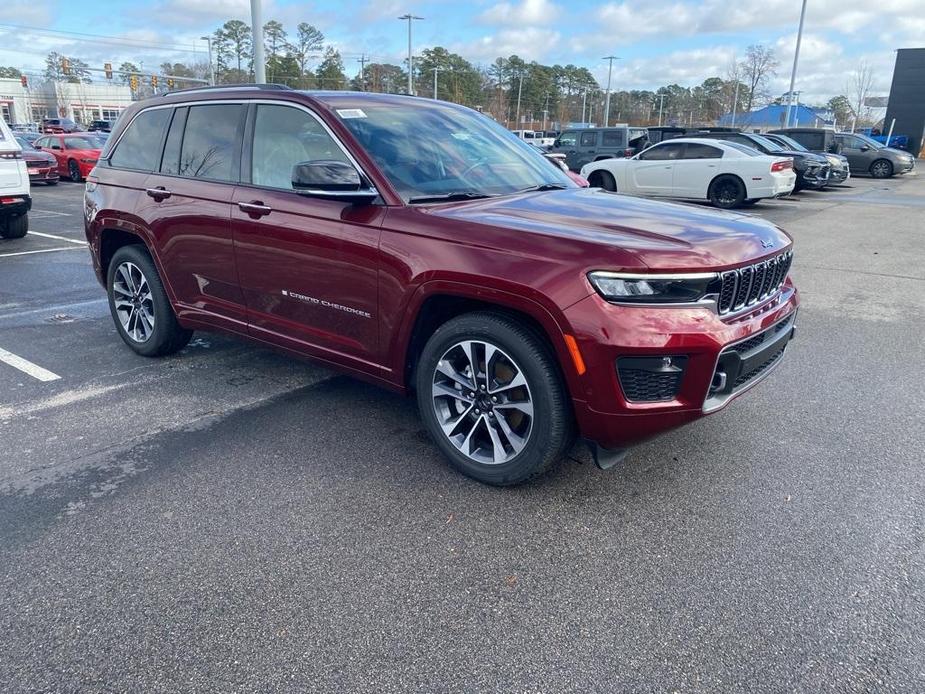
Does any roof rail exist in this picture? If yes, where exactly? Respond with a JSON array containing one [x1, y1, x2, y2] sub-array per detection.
[[163, 83, 294, 96]]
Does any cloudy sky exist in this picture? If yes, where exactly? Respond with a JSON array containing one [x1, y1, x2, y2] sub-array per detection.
[[1, 0, 923, 103]]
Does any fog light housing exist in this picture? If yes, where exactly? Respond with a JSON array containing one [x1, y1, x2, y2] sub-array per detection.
[[617, 355, 688, 402]]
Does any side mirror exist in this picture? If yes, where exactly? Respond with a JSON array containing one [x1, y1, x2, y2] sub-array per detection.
[[291, 160, 377, 204]]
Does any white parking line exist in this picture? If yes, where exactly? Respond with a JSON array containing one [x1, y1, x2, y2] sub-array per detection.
[[0, 347, 61, 382], [0, 246, 85, 258], [28, 231, 87, 245], [28, 210, 73, 218]]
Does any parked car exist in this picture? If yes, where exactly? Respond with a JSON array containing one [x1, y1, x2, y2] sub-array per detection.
[[762, 132, 850, 185], [646, 126, 688, 145], [85, 88, 799, 485], [87, 120, 115, 132], [14, 136, 59, 185], [530, 145, 589, 187], [767, 128, 840, 155], [833, 132, 915, 178], [550, 126, 639, 171], [512, 129, 555, 148], [580, 137, 795, 209], [13, 130, 41, 146], [0, 118, 31, 239], [32, 132, 106, 182], [41, 117, 81, 134], [695, 131, 830, 190]]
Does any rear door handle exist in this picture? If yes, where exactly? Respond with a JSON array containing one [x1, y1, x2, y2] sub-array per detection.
[[145, 187, 172, 200], [238, 200, 272, 217]]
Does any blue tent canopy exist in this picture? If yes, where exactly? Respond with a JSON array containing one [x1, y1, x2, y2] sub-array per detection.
[[717, 104, 833, 129]]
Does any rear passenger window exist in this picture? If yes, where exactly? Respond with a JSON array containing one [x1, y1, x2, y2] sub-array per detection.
[[602, 130, 625, 147], [683, 143, 722, 159], [580, 131, 597, 147], [109, 108, 171, 171], [250, 104, 348, 190], [179, 104, 243, 181]]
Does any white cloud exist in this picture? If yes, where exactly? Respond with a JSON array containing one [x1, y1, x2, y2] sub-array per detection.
[[451, 28, 561, 62], [0, 0, 54, 25], [479, 0, 561, 26]]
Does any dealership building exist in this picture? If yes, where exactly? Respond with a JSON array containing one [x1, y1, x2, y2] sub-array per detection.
[[0, 78, 133, 126]]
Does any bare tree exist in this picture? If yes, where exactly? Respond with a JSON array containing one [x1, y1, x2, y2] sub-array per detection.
[[740, 44, 779, 112], [848, 60, 874, 131]]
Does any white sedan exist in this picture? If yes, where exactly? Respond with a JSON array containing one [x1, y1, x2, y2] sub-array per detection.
[[580, 137, 796, 209]]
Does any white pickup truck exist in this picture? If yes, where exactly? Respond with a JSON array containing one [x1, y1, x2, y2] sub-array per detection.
[[512, 129, 556, 149], [0, 118, 31, 239]]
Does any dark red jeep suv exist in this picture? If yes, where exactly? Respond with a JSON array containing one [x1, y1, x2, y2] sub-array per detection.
[[84, 86, 799, 485]]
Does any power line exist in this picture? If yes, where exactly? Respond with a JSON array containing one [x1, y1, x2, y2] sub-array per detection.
[[0, 23, 204, 53]]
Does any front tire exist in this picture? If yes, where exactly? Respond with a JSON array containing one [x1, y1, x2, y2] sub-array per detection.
[[68, 159, 82, 182], [709, 175, 746, 209], [589, 170, 617, 192], [869, 159, 893, 178], [0, 214, 28, 239], [415, 311, 573, 486], [106, 245, 192, 357]]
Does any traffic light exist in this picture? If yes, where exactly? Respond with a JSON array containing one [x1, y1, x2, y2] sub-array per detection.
[[129, 75, 138, 92], [61, 58, 70, 75], [151, 75, 158, 89], [104, 62, 112, 80], [20, 74, 27, 88], [167, 78, 175, 89]]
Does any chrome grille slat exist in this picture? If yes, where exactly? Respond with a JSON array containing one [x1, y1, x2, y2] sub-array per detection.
[[717, 250, 792, 316]]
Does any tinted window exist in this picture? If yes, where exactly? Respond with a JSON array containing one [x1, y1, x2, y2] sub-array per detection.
[[160, 107, 188, 175], [580, 131, 597, 147], [638, 142, 684, 160], [602, 130, 625, 147], [683, 143, 722, 159], [251, 104, 348, 190], [724, 141, 762, 156], [110, 108, 171, 171], [795, 132, 823, 150], [178, 104, 243, 181], [557, 132, 578, 147]]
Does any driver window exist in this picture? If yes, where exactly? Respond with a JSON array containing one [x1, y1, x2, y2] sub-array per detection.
[[638, 143, 682, 160], [251, 104, 349, 190], [557, 132, 577, 147]]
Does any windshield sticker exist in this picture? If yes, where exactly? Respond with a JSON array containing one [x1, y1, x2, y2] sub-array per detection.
[[337, 109, 367, 119]]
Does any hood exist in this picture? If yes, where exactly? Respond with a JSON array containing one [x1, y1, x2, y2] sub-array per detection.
[[883, 147, 914, 159], [22, 150, 55, 164], [427, 188, 792, 271]]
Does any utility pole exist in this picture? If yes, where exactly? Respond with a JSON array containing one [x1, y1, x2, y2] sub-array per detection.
[[398, 14, 423, 95], [731, 81, 739, 127], [602, 55, 620, 127], [432, 65, 441, 99], [357, 54, 369, 89], [581, 88, 588, 125], [784, 0, 808, 128], [251, 0, 266, 83], [515, 72, 524, 128], [542, 92, 550, 131], [201, 35, 215, 85], [657, 93, 665, 126]]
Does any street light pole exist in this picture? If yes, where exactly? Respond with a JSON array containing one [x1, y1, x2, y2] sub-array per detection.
[[251, 0, 266, 83], [602, 55, 619, 127], [784, 0, 808, 128], [657, 93, 665, 126], [432, 65, 440, 99], [515, 72, 524, 128], [581, 88, 588, 125], [398, 14, 423, 95], [731, 81, 739, 127], [200, 35, 215, 85]]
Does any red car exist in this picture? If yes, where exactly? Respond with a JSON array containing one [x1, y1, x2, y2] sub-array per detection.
[[33, 132, 106, 182], [15, 136, 59, 185], [85, 88, 798, 485]]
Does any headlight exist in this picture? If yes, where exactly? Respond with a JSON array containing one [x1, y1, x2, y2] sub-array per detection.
[[588, 271, 718, 304]]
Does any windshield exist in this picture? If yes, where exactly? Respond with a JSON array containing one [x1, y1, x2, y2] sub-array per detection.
[[15, 136, 36, 151], [770, 134, 808, 152], [750, 134, 784, 152], [335, 102, 573, 202]]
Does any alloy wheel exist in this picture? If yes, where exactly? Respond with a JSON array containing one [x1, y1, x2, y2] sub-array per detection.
[[716, 181, 738, 205], [871, 160, 891, 178], [431, 340, 534, 465], [112, 261, 155, 343]]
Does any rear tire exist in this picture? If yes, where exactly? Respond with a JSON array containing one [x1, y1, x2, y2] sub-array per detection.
[[106, 245, 192, 357], [709, 175, 746, 209], [415, 311, 573, 486], [0, 214, 28, 239], [869, 159, 892, 179], [589, 170, 617, 192], [68, 159, 82, 182]]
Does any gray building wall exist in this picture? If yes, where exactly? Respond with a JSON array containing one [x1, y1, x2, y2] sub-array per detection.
[[884, 48, 925, 156]]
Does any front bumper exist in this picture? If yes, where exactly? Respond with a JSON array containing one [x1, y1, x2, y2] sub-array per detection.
[[564, 281, 799, 450], [27, 166, 59, 182], [897, 158, 916, 174], [799, 165, 830, 189], [828, 168, 850, 184]]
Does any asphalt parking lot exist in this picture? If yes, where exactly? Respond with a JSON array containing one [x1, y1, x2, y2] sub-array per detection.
[[1, 174, 924, 692]]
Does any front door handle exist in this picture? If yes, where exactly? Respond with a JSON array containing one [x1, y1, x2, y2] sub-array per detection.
[[145, 186, 172, 200], [238, 201, 272, 217]]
